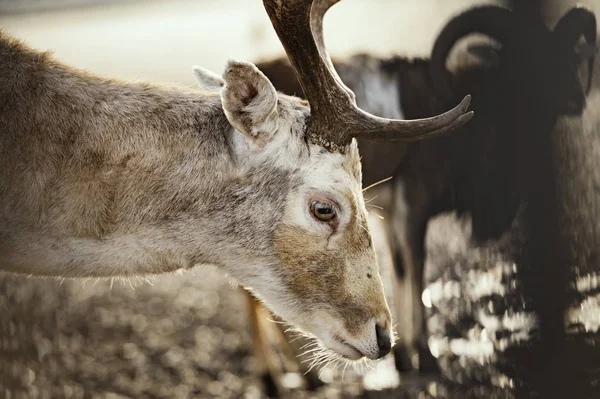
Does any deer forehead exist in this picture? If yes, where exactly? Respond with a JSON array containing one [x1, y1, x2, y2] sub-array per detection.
[[302, 140, 362, 185]]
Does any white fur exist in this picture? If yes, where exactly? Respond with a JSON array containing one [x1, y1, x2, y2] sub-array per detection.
[[192, 65, 224, 91]]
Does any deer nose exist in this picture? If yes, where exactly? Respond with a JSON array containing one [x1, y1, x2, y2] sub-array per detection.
[[375, 323, 392, 358]]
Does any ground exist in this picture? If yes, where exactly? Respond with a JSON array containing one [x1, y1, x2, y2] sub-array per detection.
[[0, 268, 408, 398]]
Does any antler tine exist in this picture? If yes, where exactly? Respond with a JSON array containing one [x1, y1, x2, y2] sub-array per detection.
[[263, 0, 354, 150], [263, 0, 474, 152], [310, 0, 356, 103], [352, 95, 473, 141]]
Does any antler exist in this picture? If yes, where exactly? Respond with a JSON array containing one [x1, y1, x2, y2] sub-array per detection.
[[263, 0, 474, 152]]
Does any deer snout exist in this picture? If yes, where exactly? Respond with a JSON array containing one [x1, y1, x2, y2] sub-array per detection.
[[335, 314, 394, 360], [312, 307, 394, 361], [375, 323, 392, 359], [359, 316, 393, 360]]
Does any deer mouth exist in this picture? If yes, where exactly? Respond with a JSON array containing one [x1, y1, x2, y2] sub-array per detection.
[[327, 337, 363, 360]]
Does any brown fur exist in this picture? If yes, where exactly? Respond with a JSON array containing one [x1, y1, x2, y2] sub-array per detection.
[[274, 216, 381, 336]]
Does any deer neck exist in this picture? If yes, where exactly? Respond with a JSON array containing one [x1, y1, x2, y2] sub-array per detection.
[[0, 34, 294, 279]]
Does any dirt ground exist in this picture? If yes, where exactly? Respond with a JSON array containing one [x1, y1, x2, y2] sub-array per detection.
[[0, 255, 513, 399], [0, 268, 387, 399]]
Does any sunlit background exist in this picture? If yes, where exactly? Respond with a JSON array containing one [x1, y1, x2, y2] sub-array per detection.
[[1, 0, 600, 398], [0, 0, 506, 84]]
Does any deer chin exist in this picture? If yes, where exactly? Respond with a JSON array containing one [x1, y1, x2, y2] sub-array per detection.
[[305, 310, 387, 361], [318, 335, 364, 360]]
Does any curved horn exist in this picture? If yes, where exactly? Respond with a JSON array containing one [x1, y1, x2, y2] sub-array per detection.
[[553, 6, 597, 93], [430, 5, 516, 101], [263, 0, 473, 152]]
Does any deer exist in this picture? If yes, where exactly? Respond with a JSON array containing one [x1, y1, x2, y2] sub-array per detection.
[[0, 0, 473, 369], [227, 4, 596, 388]]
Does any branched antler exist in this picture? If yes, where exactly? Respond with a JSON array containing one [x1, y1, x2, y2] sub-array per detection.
[[263, 0, 474, 152]]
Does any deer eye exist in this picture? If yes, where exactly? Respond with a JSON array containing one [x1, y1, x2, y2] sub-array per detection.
[[310, 201, 337, 222]]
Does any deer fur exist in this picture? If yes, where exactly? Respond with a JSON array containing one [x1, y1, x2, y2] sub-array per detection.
[[0, 31, 393, 361]]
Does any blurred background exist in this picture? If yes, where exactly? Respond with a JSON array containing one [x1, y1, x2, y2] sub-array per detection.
[[0, 0, 504, 84], [1, 0, 600, 398]]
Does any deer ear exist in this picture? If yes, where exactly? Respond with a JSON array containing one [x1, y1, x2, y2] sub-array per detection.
[[193, 65, 224, 91], [221, 60, 279, 145]]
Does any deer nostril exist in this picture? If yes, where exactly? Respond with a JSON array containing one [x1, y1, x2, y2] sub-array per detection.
[[375, 323, 392, 358]]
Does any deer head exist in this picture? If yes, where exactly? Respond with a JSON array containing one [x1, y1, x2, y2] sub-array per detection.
[[193, 0, 472, 361]]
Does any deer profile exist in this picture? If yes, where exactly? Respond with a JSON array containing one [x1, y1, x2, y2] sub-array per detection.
[[0, 0, 472, 361]]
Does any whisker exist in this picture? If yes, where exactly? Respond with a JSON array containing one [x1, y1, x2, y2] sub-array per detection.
[[364, 195, 378, 204], [285, 326, 307, 336], [317, 352, 339, 377], [341, 360, 350, 381], [305, 352, 327, 374], [362, 358, 371, 374], [391, 324, 400, 345], [363, 176, 393, 193], [304, 349, 327, 364], [352, 359, 360, 374], [318, 358, 334, 379], [306, 347, 336, 375], [299, 341, 319, 350], [289, 335, 307, 344], [359, 224, 370, 234], [299, 346, 327, 358], [329, 357, 344, 376]]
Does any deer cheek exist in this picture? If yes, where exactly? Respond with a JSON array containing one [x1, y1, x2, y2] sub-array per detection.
[[273, 224, 345, 298]]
